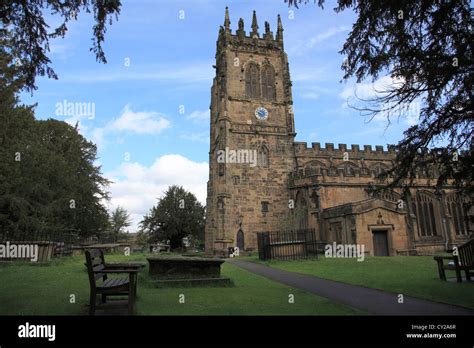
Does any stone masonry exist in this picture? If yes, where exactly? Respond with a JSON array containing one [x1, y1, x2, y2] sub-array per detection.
[[205, 8, 472, 257]]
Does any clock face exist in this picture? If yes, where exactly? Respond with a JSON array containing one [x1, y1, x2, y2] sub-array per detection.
[[255, 107, 268, 121]]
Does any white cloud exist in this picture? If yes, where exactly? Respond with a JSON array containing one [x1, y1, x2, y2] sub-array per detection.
[[339, 75, 420, 125], [105, 154, 208, 232], [108, 104, 170, 135], [186, 110, 209, 122], [90, 127, 106, 150], [339, 75, 404, 101], [288, 26, 349, 56], [82, 105, 171, 152]]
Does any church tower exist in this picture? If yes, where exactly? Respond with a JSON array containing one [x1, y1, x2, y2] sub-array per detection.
[[205, 8, 297, 255]]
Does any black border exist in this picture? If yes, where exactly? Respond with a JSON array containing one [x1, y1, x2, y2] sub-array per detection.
[[0, 315, 473, 346]]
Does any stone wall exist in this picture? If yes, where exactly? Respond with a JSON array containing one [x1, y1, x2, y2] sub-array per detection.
[[205, 12, 296, 254]]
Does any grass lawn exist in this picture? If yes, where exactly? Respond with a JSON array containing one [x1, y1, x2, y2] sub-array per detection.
[[0, 253, 363, 315], [248, 256, 474, 309]]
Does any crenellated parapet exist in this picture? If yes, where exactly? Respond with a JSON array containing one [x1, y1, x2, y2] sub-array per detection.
[[289, 142, 398, 187], [293, 141, 397, 161], [289, 140, 443, 188], [217, 8, 285, 57]]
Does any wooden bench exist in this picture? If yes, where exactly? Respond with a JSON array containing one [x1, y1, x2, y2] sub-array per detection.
[[85, 249, 141, 315], [434, 238, 474, 282], [84, 259, 146, 271]]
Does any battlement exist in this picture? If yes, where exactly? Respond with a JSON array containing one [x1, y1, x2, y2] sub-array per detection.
[[293, 142, 396, 159], [218, 8, 284, 50], [288, 160, 440, 186]]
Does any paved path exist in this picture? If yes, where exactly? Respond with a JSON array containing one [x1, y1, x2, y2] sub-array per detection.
[[228, 259, 474, 315]]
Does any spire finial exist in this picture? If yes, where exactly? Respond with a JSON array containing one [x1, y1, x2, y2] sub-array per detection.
[[237, 18, 245, 39], [276, 14, 284, 43], [224, 6, 231, 32], [251, 10, 259, 38], [264, 21, 274, 40]]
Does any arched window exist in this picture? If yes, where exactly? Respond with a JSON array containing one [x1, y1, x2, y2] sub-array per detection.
[[310, 191, 320, 209], [304, 160, 326, 175], [446, 193, 468, 235], [371, 163, 389, 176], [261, 64, 276, 101], [217, 198, 224, 210], [338, 162, 358, 176], [245, 62, 260, 99], [412, 192, 440, 237], [257, 145, 269, 168], [327, 164, 339, 176]]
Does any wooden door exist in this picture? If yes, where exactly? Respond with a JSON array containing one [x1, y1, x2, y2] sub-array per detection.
[[237, 229, 244, 251], [373, 231, 389, 256]]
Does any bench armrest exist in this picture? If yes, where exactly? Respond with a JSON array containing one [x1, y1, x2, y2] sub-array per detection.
[[93, 269, 140, 274], [433, 256, 454, 261], [105, 263, 145, 269]]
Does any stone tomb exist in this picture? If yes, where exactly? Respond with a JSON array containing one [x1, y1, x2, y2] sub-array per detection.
[[146, 256, 232, 287]]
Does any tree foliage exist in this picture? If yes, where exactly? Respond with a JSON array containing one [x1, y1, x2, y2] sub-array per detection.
[[108, 206, 131, 241], [0, 46, 110, 241], [140, 186, 205, 250], [287, 0, 473, 194], [0, 0, 121, 92]]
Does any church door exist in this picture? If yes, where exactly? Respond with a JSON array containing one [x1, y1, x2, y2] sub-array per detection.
[[237, 229, 244, 250], [372, 231, 389, 256]]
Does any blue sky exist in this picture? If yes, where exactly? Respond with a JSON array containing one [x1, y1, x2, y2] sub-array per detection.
[[20, 0, 418, 231]]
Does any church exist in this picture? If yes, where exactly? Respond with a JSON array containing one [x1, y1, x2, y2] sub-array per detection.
[[204, 8, 471, 257]]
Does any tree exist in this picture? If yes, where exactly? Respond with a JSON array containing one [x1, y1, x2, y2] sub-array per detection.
[[0, 0, 121, 92], [0, 47, 111, 240], [140, 186, 205, 250], [109, 206, 131, 242], [134, 230, 150, 248], [286, 0, 473, 194], [0, 113, 111, 240]]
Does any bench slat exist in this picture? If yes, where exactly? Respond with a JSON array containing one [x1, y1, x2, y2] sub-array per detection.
[[99, 277, 129, 289]]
